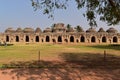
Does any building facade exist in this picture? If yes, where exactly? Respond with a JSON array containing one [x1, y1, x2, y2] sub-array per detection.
[[0, 23, 120, 44]]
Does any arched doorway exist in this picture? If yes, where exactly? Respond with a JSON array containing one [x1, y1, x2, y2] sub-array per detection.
[[26, 36, 29, 42], [46, 36, 50, 42], [102, 36, 106, 42], [41, 39, 44, 42], [113, 36, 117, 43], [70, 36, 74, 42], [6, 36, 9, 42], [16, 36, 19, 42], [80, 36, 85, 42], [91, 36, 96, 43], [58, 36, 62, 42], [36, 36, 39, 42]]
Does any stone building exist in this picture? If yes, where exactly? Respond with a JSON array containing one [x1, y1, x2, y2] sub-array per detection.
[[0, 23, 120, 44]]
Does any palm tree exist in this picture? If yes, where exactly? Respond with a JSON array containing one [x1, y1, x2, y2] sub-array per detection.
[[75, 25, 84, 32]]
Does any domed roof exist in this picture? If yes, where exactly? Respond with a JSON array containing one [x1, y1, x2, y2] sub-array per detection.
[[16, 28, 23, 32], [98, 27, 105, 32], [86, 27, 96, 32], [43, 27, 52, 33], [53, 23, 66, 30], [5, 28, 15, 33], [24, 27, 34, 33], [106, 27, 118, 33], [35, 27, 42, 33]]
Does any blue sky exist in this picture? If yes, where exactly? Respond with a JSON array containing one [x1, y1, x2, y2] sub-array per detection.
[[0, 0, 119, 32]]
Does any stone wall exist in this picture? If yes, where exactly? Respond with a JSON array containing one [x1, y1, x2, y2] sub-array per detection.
[[0, 23, 120, 44], [0, 32, 120, 44]]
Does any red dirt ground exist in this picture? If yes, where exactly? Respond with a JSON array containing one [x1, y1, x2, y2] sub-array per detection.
[[0, 68, 120, 80], [0, 60, 120, 80]]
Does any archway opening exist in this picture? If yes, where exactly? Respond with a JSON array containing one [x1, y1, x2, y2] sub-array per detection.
[[113, 36, 117, 43], [16, 36, 19, 42], [91, 36, 96, 43], [76, 39, 79, 43], [36, 36, 39, 42], [81, 36, 85, 42], [46, 36, 50, 42], [52, 39, 56, 43], [6, 36, 9, 42], [58, 36, 62, 42], [70, 36, 74, 42], [42, 39, 44, 42], [26, 36, 29, 42], [102, 36, 106, 42]]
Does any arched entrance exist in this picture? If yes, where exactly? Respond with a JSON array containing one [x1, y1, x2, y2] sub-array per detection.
[[41, 39, 44, 42], [36, 36, 39, 42], [58, 36, 62, 42], [113, 36, 117, 43], [102, 36, 106, 42], [46, 36, 50, 42], [91, 36, 96, 43], [80, 36, 85, 42], [26, 36, 29, 42], [70, 36, 74, 42], [6, 36, 9, 42], [16, 36, 19, 42], [52, 39, 56, 43]]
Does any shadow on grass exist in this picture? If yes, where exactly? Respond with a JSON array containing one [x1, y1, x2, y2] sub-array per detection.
[[2, 52, 120, 69], [59, 52, 120, 69], [0, 52, 120, 80], [89, 44, 120, 51]]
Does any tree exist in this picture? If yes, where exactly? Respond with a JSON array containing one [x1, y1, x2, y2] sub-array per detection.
[[51, 23, 56, 28], [66, 24, 71, 32], [51, 23, 56, 32], [75, 25, 84, 32], [31, 0, 120, 26]]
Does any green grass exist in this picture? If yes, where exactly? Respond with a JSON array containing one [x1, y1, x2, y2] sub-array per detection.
[[0, 43, 120, 66]]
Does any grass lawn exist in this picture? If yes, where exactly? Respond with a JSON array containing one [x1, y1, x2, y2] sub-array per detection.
[[0, 43, 120, 80], [0, 43, 120, 67]]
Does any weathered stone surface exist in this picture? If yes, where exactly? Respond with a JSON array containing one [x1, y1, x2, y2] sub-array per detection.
[[0, 23, 119, 44]]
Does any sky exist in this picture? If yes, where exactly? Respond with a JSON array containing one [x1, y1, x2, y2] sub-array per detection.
[[0, 0, 120, 32]]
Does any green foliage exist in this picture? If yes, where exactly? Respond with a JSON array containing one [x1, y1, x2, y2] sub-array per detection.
[[51, 23, 56, 32], [66, 24, 72, 32], [75, 25, 84, 32], [31, 0, 120, 26], [66, 24, 71, 29], [31, 0, 68, 18]]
